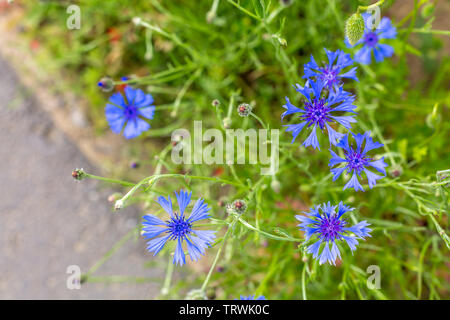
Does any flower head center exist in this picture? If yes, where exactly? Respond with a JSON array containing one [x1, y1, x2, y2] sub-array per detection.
[[346, 148, 371, 173], [364, 32, 378, 47], [319, 215, 345, 242], [301, 98, 331, 129], [124, 104, 138, 120], [167, 213, 192, 240]]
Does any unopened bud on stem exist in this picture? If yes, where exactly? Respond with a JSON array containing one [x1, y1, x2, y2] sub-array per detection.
[[237, 103, 252, 117], [345, 13, 365, 46], [72, 168, 86, 181], [97, 77, 115, 92]]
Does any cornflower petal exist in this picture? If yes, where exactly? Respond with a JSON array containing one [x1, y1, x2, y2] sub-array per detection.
[[364, 169, 382, 189], [377, 17, 397, 39], [355, 45, 372, 65], [326, 123, 345, 146], [342, 235, 358, 253], [174, 238, 186, 266], [319, 243, 333, 265], [307, 240, 322, 259], [285, 122, 308, 143], [109, 92, 126, 107], [330, 115, 356, 130], [185, 238, 204, 262], [329, 149, 346, 167], [156, 195, 174, 217], [124, 86, 136, 103], [188, 198, 211, 222], [281, 97, 304, 120], [344, 172, 365, 192], [369, 157, 388, 175], [143, 214, 166, 226], [175, 190, 192, 216], [138, 106, 155, 119], [331, 166, 346, 181], [302, 125, 320, 150], [193, 230, 216, 244], [146, 235, 171, 256]]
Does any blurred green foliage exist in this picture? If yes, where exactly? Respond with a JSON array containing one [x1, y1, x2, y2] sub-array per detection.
[[19, 0, 449, 299]]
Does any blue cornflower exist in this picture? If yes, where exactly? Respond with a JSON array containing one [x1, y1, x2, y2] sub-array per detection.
[[346, 14, 397, 65], [303, 48, 358, 90], [329, 131, 388, 192], [142, 190, 216, 266], [239, 295, 266, 300], [296, 202, 372, 265], [105, 86, 155, 139], [282, 78, 357, 149]]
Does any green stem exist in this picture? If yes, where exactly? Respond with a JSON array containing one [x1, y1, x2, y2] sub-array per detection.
[[408, 29, 450, 36], [238, 217, 302, 242], [417, 237, 432, 299], [171, 69, 202, 117], [160, 255, 175, 296], [301, 263, 307, 300], [250, 112, 267, 129], [200, 220, 236, 291], [357, 0, 385, 14], [207, 0, 221, 20], [137, 19, 197, 58], [84, 173, 134, 187], [227, 0, 262, 21]]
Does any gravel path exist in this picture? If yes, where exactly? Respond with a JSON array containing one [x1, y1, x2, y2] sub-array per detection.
[[0, 55, 163, 299]]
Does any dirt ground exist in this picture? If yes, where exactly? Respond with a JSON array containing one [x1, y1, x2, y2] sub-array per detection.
[[0, 55, 164, 299]]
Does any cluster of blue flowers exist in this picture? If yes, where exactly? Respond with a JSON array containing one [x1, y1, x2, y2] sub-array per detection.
[[96, 13, 397, 296], [281, 16, 396, 264], [282, 46, 389, 192]]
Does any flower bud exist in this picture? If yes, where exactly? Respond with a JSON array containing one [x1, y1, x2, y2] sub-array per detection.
[[206, 10, 216, 24], [279, 0, 293, 7], [130, 161, 139, 169], [132, 17, 142, 26], [217, 266, 226, 272], [108, 193, 121, 203], [270, 179, 281, 193], [72, 168, 86, 181], [226, 199, 247, 215], [97, 76, 115, 92], [212, 99, 220, 107], [237, 103, 252, 117], [421, 3, 434, 19], [426, 104, 441, 129], [114, 199, 124, 211], [389, 165, 403, 178], [345, 13, 365, 46]]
